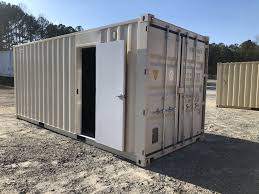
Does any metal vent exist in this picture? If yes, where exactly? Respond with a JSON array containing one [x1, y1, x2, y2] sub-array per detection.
[[152, 127, 158, 144]]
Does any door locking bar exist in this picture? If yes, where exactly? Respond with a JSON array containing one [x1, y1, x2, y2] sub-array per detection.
[[152, 108, 164, 114], [152, 106, 176, 114], [165, 106, 176, 112], [162, 25, 170, 151]]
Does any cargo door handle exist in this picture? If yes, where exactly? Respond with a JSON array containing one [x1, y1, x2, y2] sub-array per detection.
[[152, 108, 164, 114], [165, 106, 175, 112], [116, 94, 125, 100]]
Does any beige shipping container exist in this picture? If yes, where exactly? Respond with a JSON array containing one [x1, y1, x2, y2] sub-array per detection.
[[216, 62, 259, 110], [14, 14, 209, 166]]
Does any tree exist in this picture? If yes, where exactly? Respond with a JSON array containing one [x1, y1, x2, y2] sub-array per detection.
[[37, 16, 49, 39], [208, 40, 259, 75], [25, 14, 39, 42], [239, 40, 259, 61], [0, 1, 82, 50], [75, 26, 84, 32], [45, 24, 58, 38]]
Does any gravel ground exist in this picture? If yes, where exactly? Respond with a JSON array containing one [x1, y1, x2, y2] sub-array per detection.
[[0, 84, 259, 194]]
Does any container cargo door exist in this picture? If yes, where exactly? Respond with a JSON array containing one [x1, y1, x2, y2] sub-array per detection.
[[178, 37, 206, 141], [95, 40, 125, 151], [145, 25, 181, 155]]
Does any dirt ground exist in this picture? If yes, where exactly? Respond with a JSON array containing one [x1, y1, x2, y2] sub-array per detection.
[[0, 83, 259, 194]]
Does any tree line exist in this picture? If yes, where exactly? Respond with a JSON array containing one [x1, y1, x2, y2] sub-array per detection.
[[0, 1, 83, 50], [1, 1, 259, 75], [209, 40, 259, 75]]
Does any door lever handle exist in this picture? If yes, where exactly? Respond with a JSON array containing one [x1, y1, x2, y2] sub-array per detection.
[[116, 94, 125, 100], [152, 108, 164, 114], [165, 106, 176, 112]]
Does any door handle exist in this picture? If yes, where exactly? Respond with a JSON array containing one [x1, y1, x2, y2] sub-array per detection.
[[165, 106, 176, 112], [116, 94, 125, 100], [152, 108, 164, 114]]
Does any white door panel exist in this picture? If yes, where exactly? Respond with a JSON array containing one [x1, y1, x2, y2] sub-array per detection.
[[95, 40, 125, 151]]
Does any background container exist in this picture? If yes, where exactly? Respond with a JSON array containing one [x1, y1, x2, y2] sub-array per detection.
[[14, 14, 209, 166], [216, 62, 259, 109], [0, 51, 13, 77]]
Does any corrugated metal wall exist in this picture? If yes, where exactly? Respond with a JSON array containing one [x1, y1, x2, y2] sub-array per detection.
[[14, 20, 142, 153], [14, 35, 76, 132], [216, 62, 259, 109]]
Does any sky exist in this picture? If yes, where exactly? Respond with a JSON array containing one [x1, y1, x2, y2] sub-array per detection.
[[3, 0, 259, 45]]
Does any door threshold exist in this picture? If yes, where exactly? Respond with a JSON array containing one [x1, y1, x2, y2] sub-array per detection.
[[78, 134, 95, 141]]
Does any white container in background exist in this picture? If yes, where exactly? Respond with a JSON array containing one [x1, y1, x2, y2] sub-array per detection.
[[0, 51, 13, 77]]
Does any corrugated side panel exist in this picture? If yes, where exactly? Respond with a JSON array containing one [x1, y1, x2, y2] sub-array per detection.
[[216, 62, 259, 109], [14, 35, 76, 132], [14, 19, 141, 154]]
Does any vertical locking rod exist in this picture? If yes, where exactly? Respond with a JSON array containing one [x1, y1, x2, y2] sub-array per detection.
[[181, 32, 189, 142], [175, 31, 181, 145], [162, 26, 170, 150], [191, 37, 198, 138]]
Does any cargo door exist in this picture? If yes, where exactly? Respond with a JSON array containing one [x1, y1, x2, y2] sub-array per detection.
[[145, 25, 181, 155], [95, 40, 125, 151], [163, 31, 181, 147], [178, 37, 206, 141], [193, 41, 206, 135]]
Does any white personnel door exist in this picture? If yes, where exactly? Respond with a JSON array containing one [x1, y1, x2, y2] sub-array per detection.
[[95, 40, 126, 151]]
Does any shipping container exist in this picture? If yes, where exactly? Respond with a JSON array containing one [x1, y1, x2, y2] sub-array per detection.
[[217, 62, 259, 110], [14, 14, 209, 166], [0, 51, 13, 77]]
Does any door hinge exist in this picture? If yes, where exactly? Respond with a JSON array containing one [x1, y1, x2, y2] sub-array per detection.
[[185, 32, 189, 45], [144, 68, 148, 75], [194, 36, 198, 46], [165, 25, 170, 39], [176, 31, 181, 42]]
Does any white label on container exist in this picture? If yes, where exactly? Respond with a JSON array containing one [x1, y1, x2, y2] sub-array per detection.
[[152, 69, 159, 80], [169, 70, 174, 81]]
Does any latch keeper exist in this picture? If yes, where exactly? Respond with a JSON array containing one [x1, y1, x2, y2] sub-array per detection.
[[178, 87, 185, 94]]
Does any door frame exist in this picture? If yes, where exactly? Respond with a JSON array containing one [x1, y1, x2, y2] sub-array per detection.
[[75, 41, 127, 147], [75, 42, 97, 138]]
